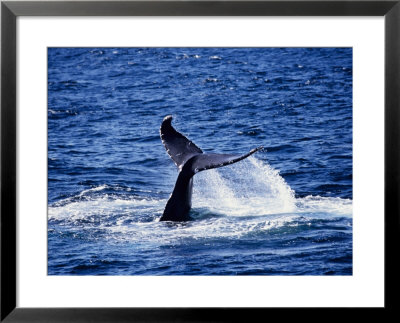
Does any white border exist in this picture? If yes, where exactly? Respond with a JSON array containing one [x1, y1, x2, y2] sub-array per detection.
[[17, 17, 384, 307]]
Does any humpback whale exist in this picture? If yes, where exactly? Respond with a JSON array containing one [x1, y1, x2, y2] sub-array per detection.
[[160, 115, 262, 222]]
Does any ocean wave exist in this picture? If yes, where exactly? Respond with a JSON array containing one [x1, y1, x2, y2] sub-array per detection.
[[48, 157, 352, 244]]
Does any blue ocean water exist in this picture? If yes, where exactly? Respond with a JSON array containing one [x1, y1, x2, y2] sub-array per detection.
[[48, 48, 352, 275]]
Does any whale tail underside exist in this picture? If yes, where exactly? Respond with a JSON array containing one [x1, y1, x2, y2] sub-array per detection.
[[160, 115, 203, 169], [159, 115, 262, 221], [188, 149, 262, 174]]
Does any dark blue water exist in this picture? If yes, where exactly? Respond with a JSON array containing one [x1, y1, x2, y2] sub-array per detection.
[[48, 48, 352, 275]]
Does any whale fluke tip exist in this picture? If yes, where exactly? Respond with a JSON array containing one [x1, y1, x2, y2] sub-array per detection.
[[250, 146, 264, 154], [163, 115, 173, 123]]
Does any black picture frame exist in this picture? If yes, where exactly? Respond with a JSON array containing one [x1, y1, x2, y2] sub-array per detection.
[[1, 0, 399, 321]]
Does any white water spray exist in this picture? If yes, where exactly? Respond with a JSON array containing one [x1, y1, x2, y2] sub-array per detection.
[[192, 156, 296, 216]]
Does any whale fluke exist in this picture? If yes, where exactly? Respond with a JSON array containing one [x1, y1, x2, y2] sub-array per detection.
[[189, 149, 263, 174], [160, 115, 262, 222], [160, 115, 203, 169]]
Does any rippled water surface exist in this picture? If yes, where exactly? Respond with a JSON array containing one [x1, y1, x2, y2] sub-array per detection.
[[48, 48, 352, 275]]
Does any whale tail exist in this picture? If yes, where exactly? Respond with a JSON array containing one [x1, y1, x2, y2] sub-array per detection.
[[160, 115, 262, 221]]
